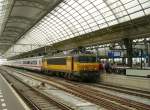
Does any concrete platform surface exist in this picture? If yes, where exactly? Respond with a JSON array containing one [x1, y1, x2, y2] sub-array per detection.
[[100, 73, 150, 91], [0, 73, 29, 110]]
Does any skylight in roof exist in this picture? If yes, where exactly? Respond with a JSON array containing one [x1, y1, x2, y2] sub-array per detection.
[[0, 0, 13, 35], [5, 0, 150, 57]]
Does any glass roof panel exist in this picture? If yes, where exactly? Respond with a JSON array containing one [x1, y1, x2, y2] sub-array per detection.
[[0, 0, 13, 35], [5, 0, 150, 57]]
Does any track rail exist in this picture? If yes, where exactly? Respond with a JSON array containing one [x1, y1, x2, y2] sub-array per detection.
[[0, 69, 73, 110], [91, 83, 150, 99], [43, 77, 150, 110], [7, 68, 150, 110]]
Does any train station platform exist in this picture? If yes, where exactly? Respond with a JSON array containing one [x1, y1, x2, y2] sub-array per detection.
[[0, 73, 30, 110], [100, 73, 150, 91]]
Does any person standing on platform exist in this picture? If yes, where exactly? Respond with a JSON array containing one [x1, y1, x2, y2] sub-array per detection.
[[105, 60, 111, 73]]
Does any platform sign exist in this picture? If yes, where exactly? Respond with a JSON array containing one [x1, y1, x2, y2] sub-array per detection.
[[108, 51, 121, 58], [114, 51, 121, 57], [108, 51, 113, 58], [135, 49, 148, 58]]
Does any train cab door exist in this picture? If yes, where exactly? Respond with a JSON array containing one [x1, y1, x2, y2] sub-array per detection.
[[42, 58, 47, 70], [71, 57, 74, 72], [66, 56, 73, 72]]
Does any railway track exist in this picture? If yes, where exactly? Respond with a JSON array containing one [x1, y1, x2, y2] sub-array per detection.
[[6, 67, 150, 110], [90, 82, 150, 99], [0, 69, 73, 110], [39, 77, 150, 110]]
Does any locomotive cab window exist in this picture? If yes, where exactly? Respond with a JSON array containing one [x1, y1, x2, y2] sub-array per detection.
[[75, 56, 96, 63], [47, 57, 66, 65]]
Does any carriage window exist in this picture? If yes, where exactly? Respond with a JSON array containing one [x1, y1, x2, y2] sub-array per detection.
[[23, 61, 31, 64], [23, 61, 28, 64], [31, 61, 37, 64]]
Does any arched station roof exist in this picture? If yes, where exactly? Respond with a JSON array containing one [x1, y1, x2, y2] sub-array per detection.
[[1, 0, 150, 58], [0, 0, 62, 57]]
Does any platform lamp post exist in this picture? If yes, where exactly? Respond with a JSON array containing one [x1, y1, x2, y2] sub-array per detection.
[[146, 40, 150, 67], [95, 46, 99, 62]]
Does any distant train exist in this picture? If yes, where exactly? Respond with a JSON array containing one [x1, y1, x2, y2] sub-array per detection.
[[5, 54, 100, 82]]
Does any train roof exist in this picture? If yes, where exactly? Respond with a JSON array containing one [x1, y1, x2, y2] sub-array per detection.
[[44, 53, 96, 59], [8, 56, 44, 61]]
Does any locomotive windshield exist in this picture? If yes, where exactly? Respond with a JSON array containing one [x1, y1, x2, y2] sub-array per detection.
[[77, 56, 96, 63]]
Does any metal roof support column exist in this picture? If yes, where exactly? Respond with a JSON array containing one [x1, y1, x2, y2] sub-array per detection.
[[30, 44, 33, 57], [123, 38, 133, 67], [148, 42, 150, 67], [144, 39, 150, 67], [44, 46, 47, 55], [148, 44, 150, 67]]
